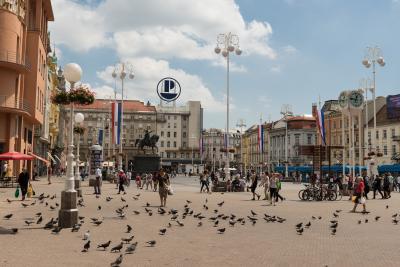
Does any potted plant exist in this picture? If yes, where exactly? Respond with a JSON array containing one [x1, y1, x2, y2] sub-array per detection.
[[368, 151, 375, 156], [376, 152, 383, 157], [51, 90, 70, 105], [73, 126, 85, 135], [228, 148, 235, 153], [69, 85, 95, 105]]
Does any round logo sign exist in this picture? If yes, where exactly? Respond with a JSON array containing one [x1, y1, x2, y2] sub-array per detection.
[[157, 77, 181, 102]]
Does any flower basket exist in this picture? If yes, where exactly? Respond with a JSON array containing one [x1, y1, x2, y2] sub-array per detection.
[[51, 91, 70, 105], [370, 162, 375, 166], [69, 85, 95, 105], [228, 148, 235, 153], [363, 156, 372, 160], [376, 152, 383, 157], [74, 126, 85, 135], [368, 151, 375, 156]]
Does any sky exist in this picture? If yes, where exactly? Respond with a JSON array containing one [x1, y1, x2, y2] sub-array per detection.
[[49, 0, 400, 129]]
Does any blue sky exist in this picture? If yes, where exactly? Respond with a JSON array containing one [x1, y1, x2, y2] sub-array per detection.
[[50, 0, 400, 129]]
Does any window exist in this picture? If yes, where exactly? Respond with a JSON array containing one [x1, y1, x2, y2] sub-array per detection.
[[183, 142, 187, 148], [168, 123, 170, 128], [295, 134, 300, 145], [173, 152, 176, 158], [173, 141, 177, 147], [174, 123, 177, 128], [168, 116, 170, 120], [383, 130, 387, 139], [376, 130, 379, 139], [160, 141, 164, 147], [161, 131, 164, 137], [167, 132, 170, 137], [392, 145, 396, 156], [174, 132, 177, 138], [183, 116, 187, 121], [174, 116, 177, 120], [183, 132, 187, 138], [333, 121, 336, 129], [384, 145, 388, 155], [392, 128, 396, 137], [287, 135, 290, 145], [166, 152, 170, 158], [180, 153, 184, 158], [160, 152, 164, 158], [307, 134, 312, 145], [167, 141, 170, 147]]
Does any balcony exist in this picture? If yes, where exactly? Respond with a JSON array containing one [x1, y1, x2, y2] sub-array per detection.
[[0, 95, 34, 116], [0, 50, 30, 73], [393, 136, 400, 142]]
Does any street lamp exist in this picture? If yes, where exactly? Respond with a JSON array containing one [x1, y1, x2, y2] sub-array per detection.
[[74, 112, 84, 193], [59, 62, 82, 228], [190, 134, 196, 174], [215, 32, 242, 179], [236, 119, 246, 175], [111, 62, 134, 171]]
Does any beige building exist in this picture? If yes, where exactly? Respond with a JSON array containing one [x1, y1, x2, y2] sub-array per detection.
[[0, 0, 54, 176], [156, 101, 203, 173]]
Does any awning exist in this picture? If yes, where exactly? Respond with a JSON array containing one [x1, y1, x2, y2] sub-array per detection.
[[47, 152, 56, 163], [0, 151, 34, 160], [28, 153, 50, 165]]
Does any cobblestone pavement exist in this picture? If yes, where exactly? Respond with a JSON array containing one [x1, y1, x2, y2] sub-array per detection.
[[1, 175, 400, 267]]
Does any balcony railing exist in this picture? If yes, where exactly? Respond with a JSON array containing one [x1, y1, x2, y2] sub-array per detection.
[[0, 95, 34, 115], [393, 135, 400, 142], [0, 49, 31, 71]]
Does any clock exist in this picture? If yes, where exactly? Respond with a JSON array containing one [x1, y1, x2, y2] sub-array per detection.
[[338, 91, 348, 108], [349, 90, 364, 108]]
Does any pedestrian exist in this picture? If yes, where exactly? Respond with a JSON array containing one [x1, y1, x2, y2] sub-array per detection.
[[275, 175, 285, 202], [1, 161, 8, 178], [383, 174, 391, 199], [47, 166, 52, 185], [249, 170, 260, 200], [388, 172, 394, 194], [152, 172, 158, 192], [260, 172, 270, 200], [396, 175, 400, 192], [145, 173, 153, 190], [200, 171, 210, 193], [372, 175, 384, 199], [94, 167, 102, 195], [136, 174, 142, 189], [80, 169, 86, 181], [363, 175, 370, 199], [348, 175, 354, 200], [158, 169, 170, 207], [269, 174, 278, 206], [126, 171, 131, 187], [118, 170, 127, 194], [18, 168, 30, 201], [351, 176, 367, 213]]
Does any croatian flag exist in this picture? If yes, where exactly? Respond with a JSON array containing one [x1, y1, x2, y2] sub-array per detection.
[[111, 102, 122, 145], [258, 124, 264, 153], [316, 108, 326, 146]]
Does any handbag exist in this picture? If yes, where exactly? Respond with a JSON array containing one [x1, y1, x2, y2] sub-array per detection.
[[27, 184, 33, 198], [167, 185, 174, 195], [351, 196, 357, 203], [359, 197, 366, 204], [15, 186, 20, 198]]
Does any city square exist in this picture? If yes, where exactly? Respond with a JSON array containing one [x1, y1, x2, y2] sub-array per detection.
[[1, 0, 400, 266]]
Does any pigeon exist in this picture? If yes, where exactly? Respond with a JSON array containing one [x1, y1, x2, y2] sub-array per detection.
[[296, 223, 303, 228], [3, 214, 13, 220], [296, 228, 304, 235], [318, 216, 322, 220], [21, 203, 29, 208], [93, 220, 103, 226], [167, 223, 172, 228], [333, 213, 339, 218], [51, 227, 62, 234], [98, 205, 101, 211], [217, 228, 226, 234], [393, 219, 399, 225], [121, 236, 134, 243], [97, 240, 111, 250], [106, 197, 113, 202], [121, 197, 126, 202], [375, 216, 381, 221], [229, 220, 236, 227], [159, 228, 167, 235], [30, 201, 36, 206], [36, 212, 42, 217], [36, 216, 43, 224], [135, 194, 140, 197], [392, 214, 398, 218], [71, 224, 81, 232], [358, 220, 362, 224], [330, 223, 338, 229], [82, 241, 90, 252], [78, 216, 85, 221], [330, 220, 338, 224], [177, 220, 184, 227], [186, 200, 192, 204], [217, 201, 225, 207], [110, 254, 123, 267], [55, 203, 59, 207], [335, 210, 342, 213], [125, 242, 138, 254], [331, 228, 337, 235], [146, 240, 156, 247], [50, 205, 56, 210], [133, 210, 140, 215], [214, 220, 219, 227], [126, 225, 132, 233], [386, 205, 389, 209], [44, 218, 55, 229], [25, 220, 34, 226], [213, 209, 218, 214], [171, 214, 178, 220], [83, 230, 90, 240], [198, 222, 203, 227], [251, 210, 257, 216], [111, 242, 124, 252], [146, 202, 150, 207], [311, 216, 316, 220], [305, 222, 311, 228], [6, 199, 12, 203]]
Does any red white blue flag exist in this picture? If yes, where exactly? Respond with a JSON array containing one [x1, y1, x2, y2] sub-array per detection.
[[316, 108, 326, 146], [111, 102, 122, 145], [258, 124, 264, 153]]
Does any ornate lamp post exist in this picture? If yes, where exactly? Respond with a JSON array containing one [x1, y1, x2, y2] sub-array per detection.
[[111, 62, 134, 171], [59, 63, 82, 228], [74, 112, 84, 196], [215, 32, 242, 179]]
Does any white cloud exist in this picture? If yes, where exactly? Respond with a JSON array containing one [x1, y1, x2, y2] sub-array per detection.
[[96, 57, 226, 112], [270, 65, 282, 73]]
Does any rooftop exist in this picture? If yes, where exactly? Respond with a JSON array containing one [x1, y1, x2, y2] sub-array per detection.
[[76, 99, 156, 112]]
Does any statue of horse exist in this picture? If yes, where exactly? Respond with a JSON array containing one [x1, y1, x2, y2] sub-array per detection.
[[135, 134, 159, 153]]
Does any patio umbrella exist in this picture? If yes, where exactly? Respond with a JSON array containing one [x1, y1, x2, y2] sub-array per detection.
[[0, 151, 34, 161]]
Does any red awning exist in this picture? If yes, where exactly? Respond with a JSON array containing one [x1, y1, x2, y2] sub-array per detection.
[[0, 151, 34, 160], [28, 153, 50, 165]]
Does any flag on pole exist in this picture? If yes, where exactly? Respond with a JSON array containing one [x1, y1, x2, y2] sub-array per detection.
[[315, 108, 326, 145], [111, 101, 122, 145], [98, 129, 103, 145], [258, 124, 264, 153]]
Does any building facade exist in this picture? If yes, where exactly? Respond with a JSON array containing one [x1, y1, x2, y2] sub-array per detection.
[[0, 0, 54, 176]]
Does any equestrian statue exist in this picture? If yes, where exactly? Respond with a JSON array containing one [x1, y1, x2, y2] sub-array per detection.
[[135, 130, 159, 153]]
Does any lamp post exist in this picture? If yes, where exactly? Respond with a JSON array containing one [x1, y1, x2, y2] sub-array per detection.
[[236, 119, 246, 175], [215, 32, 242, 179], [190, 134, 196, 174], [111, 62, 134, 171], [74, 112, 84, 197], [59, 63, 82, 228]]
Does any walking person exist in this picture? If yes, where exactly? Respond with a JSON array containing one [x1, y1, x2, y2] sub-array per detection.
[[136, 173, 142, 189], [18, 168, 30, 201], [383, 174, 391, 199], [158, 169, 170, 207], [94, 167, 102, 195], [275, 175, 285, 202], [200, 171, 210, 193], [47, 166, 52, 185], [145, 173, 153, 190], [363, 175, 370, 199], [260, 172, 270, 200], [152, 172, 158, 192], [372, 175, 384, 199], [269, 174, 278, 206], [250, 170, 261, 200], [118, 170, 127, 194], [351, 176, 367, 213], [348, 175, 354, 200]]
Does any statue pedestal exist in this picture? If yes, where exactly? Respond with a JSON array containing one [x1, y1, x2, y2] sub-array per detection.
[[133, 154, 160, 173]]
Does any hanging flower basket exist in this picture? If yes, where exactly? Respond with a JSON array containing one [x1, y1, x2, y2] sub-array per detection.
[[376, 152, 383, 157], [228, 148, 235, 153], [370, 162, 375, 165], [368, 151, 375, 156], [363, 156, 372, 160], [51, 91, 70, 105], [69, 85, 95, 105], [74, 126, 85, 135]]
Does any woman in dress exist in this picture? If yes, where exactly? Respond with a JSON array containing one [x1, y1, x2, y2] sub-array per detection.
[[158, 169, 170, 207]]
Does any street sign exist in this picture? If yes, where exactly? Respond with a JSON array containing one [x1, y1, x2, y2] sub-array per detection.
[[157, 77, 181, 102]]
